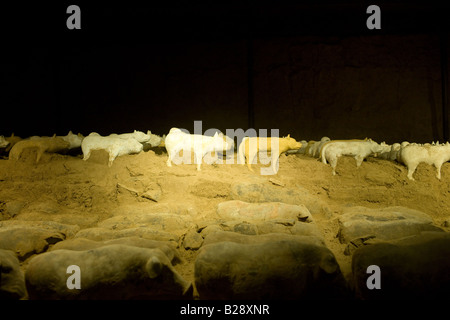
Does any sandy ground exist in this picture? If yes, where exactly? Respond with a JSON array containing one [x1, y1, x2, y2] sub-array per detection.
[[1, 146, 450, 288]]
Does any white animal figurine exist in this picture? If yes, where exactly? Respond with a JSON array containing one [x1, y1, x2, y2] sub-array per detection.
[[0, 136, 10, 148], [165, 128, 230, 171], [398, 142, 450, 180], [320, 139, 387, 175], [311, 137, 331, 158], [81, 133, 143, 167]]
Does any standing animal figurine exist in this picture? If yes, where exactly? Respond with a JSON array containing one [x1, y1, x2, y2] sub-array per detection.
[[81, 133, 143, 167], [320, 139, 388, 175], [398, 142, 450, 180], [237, 134, 302, 173], [165, 128, 231, 171], [9, 137, 70, 163]]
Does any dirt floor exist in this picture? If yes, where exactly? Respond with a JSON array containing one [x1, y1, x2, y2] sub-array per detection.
[[1, 146, 450, 292]]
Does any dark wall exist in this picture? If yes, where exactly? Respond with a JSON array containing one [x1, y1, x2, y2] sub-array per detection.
[[1, 3, 449, 144]]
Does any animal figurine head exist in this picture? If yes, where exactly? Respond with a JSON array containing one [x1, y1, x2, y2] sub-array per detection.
[[217, 132, 234, 151], [212, 132, 231, 152], [284, 134, 302, 150], [62, 131, 84, 149], [131, 130, 151, 143]]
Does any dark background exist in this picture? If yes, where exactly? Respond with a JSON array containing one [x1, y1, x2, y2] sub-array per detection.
[[1, 1, 449, 144]]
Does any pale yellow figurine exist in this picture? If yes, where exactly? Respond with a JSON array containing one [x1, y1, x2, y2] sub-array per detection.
[[238, 134, 302, 174]]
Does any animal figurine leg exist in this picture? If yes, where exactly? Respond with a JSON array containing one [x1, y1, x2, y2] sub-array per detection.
[[355, 155, 364, 168], [82, 149, 91, 161], [270, 153, 280, 175], [166, 150, 173, 167], [166, 145, 182, 167], [36, 148, 45, 163], [406, 163, 418, 181], [195, 152, 203, 171], [246, 150, 257, 172], [435, 162, 443, 180], [108, 154, 116, 167], [328, 155, 338, 176]]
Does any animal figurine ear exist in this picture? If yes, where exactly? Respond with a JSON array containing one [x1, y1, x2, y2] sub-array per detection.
[[52, 133, 56, 138], [214, 132, 219, 137], [287, 134, 290, 138], [68, 131, 73, 135]]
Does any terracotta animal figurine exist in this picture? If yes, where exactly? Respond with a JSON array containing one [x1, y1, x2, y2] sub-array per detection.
[[237, 134, 302, 174], [9, 137, 71, 162], [81, 133, 144, 167], [319, 139, 388, 175], [165, 128, 231, 171]]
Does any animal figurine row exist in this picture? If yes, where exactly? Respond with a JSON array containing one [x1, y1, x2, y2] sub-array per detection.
[[2, 130, 165, 165], [297, 135, 450, 180], [8, 131, 83, 163], [5, 128, 450, 180]]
